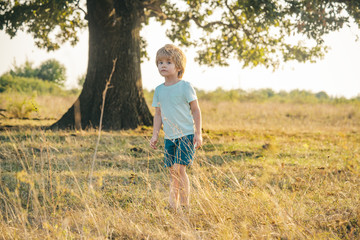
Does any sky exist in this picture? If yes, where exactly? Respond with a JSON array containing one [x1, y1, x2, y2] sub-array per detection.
[[1, 19, 360, 99]]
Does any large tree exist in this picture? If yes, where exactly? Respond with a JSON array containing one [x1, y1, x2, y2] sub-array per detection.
[[1, 0, 359, 130]]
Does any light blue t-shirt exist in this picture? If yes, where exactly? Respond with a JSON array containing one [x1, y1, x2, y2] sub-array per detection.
[[152, 80, 197, 139]]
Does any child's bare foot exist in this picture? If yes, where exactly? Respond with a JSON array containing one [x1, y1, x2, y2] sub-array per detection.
[[180, 205, 190, 214], [164, 205, 177, 213]]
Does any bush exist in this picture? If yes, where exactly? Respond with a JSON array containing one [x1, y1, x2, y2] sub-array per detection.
[[9, 59, 67, 86], [37, 59, 67, 85], [0, 74, 78, 96], [6, 96, 38, 119], [9, 60, 38, 79]]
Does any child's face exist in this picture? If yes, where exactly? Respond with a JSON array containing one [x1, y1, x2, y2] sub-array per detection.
[[157, 57, 179, 78]]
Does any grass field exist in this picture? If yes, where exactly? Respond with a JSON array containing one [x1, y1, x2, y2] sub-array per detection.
[[0, 94, 359, 239]]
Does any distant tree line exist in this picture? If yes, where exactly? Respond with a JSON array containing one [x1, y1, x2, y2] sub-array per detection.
[[8, 59, 67, 86], [0, 59, 78, 95], [1, 62, 359, 104], [194, 88, 360, 104], [0, 59, 86, 95], [143, 88, 360, 105]]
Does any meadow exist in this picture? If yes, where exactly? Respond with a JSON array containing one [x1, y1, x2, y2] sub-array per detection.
[[0, 91, 359, 239]]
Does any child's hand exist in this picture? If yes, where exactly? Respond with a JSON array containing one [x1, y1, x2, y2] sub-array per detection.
[[194, 133, 203, 149], [150, 135, 158, 149]]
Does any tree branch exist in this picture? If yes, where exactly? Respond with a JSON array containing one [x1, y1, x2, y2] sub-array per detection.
[[142, 0, 166, 19], [75, 0, 88, 19], [224, 0, 252, 40]]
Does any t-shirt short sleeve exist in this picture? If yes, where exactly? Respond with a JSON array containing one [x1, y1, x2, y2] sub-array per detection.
[[152, 88, 160, 107], [185, 82, 197, 103]]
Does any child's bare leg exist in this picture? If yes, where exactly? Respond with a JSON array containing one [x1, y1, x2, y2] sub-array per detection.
[[178, 164, 190, 207], [169, 164, 180, 209]]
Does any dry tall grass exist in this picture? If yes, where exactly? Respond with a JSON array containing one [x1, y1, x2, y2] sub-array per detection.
[[201, 101, 359, 132], [0, 97, 359, 239]]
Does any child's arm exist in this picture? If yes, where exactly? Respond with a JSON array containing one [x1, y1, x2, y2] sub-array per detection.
[[190, 99, 203, 149], [150, 107, 162, 149]]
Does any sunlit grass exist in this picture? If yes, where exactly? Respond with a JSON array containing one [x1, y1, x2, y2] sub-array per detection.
[[0, 96, 359, 239], [0, 93, 78, 121]]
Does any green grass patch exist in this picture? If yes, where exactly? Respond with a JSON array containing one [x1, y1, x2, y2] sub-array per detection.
[[0, 74, 79, 96]]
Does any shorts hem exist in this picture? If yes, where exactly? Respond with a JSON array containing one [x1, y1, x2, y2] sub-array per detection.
[[163, 134, 195, 167]]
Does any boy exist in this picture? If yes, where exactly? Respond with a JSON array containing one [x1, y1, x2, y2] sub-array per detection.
[[150, 44, 202, 212]]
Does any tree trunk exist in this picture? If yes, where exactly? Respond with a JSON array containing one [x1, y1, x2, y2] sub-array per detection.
[[51, 0, 153, 130]]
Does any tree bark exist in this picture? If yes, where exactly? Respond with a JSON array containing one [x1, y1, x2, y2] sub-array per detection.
[[51, 0, 153, 130]]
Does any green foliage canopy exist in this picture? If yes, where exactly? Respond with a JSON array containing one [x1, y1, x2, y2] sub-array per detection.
[[0, 0, 86, 51], [37, 59, 66, 85], [9, 59, 38, 79], [162, 0, 360, 68], [1, 0, 359, 69]]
